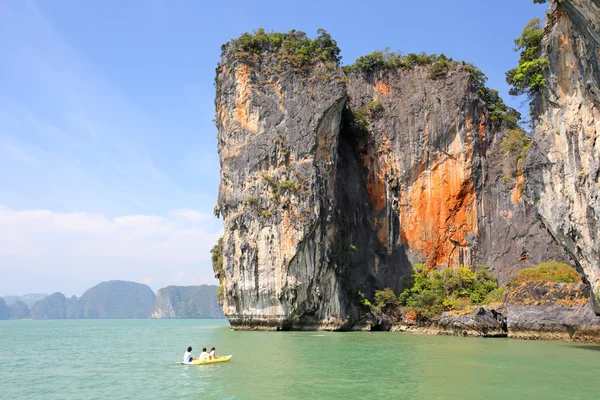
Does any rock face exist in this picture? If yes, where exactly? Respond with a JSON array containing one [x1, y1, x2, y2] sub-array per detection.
[[215, 32, 570, 330], [526, 0, 600, 311], [505, 282, 600, 342], [215, 36, 348, 329], [393, 307, 507, 338], [152, 285, 225, 319], [437, 307, 507, 337], [342, 66, 569, 294]]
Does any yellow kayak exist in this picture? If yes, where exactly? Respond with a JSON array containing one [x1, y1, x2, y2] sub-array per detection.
[[186, 355, 232, 365]]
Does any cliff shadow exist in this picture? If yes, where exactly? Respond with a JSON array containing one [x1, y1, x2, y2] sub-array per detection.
[[332, 106, 412, 303]]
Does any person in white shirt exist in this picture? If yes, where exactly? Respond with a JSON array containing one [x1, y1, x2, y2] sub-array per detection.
[[209, 347, 217, 360], [199, 348, 210, 360], [183, 346, 196, 363]]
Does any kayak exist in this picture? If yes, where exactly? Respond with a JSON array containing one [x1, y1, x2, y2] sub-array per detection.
[[182, 355, 232, 365]]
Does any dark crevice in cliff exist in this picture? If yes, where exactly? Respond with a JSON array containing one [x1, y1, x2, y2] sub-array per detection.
[[332, 105, 412, 304]]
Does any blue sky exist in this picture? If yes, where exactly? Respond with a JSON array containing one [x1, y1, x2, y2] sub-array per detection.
[[0, 0, 546, 297]]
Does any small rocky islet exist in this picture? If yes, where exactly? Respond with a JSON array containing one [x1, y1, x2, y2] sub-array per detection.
[[212, 0, 600, 341]]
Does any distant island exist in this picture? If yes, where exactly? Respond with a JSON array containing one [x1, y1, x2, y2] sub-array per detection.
[[0, 281, 224, 320], [152, 285, 224, 319], [4, 293, 47, 308]]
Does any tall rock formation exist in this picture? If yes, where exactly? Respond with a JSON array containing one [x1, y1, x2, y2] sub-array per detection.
[[526, 0, 600, 311], [215, 31, 349, 329], [152, 285, 225, 319], [215, 29, 573, 330]]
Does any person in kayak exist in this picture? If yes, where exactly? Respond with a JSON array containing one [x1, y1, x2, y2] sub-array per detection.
[[199, 348, 209, 360], [209, 347, 217, 360], [183, 346, 196, 363]]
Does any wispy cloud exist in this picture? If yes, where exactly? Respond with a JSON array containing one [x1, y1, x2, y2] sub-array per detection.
[[0, 205, 222, 296], [0, 1, 224, 296]]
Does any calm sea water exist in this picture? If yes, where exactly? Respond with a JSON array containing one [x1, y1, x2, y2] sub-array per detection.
[[1, 319, 599, 399]]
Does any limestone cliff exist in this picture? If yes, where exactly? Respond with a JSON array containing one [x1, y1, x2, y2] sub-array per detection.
[[214, 24, 584, 330], [526, 0, 600, 311], [215, 31, 348, 329], [341, 64, 568, 298]]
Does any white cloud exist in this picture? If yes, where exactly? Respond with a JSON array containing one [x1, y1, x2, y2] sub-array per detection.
[[0, 205, 222, 296]]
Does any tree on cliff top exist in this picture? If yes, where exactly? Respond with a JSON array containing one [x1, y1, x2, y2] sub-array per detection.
[[225, 28, 341, 68], [505, 18, 548, 100]]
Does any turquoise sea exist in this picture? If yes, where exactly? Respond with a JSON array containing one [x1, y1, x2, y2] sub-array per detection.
[[1, 319, 599, 399]]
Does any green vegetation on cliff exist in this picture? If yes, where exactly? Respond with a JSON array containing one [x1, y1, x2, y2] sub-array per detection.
[[391, 262, 579, 319], [398, 264, 499, 318], [463, 62, 521, 128], [514, 262, 581, 283], [505, 18, 548, 100], [501, 127, 532, 174], [343, 49, 520, 128], [225, 28, 341, 68], [341, 49, 449, 74], [211, 237, 225, 302], [373, 288, 399, 312]]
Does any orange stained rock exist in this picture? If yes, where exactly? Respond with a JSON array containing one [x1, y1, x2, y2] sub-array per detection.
[[374, 76, 392, 98], [374, 216, 389, 255], [399, 154, 478, 269], [405, 310, 418, 322], [220, 144, 241, 159], [363, 155, 388, 212], [234, 64, 254, 130], [512, 174, 525, 204]]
